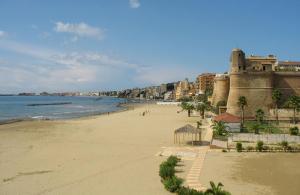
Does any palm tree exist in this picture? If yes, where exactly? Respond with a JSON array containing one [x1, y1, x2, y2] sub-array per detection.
[[272, 89, 282, 124], [255, 109, 264, 124], [237, 96, 247, 130], [285, 95, 300, 124], [211, 121, 228, 136], [205, 181, 231, 195], [181, 102, 194, 117], [196, 101, 210, 119]]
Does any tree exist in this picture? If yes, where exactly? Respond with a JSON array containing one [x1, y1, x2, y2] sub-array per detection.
[[211, 121, 228, 136], [205, 181, 231, 195], [255, 109, 264, 124], [272, 89, 282, 124], [285, 95, 300, 124], [237, 96, 247, 130], [251, 122, 260, 134], [179, 96, 193, 103], [181, 102, 194, 117], [196, 101, 210, 119]]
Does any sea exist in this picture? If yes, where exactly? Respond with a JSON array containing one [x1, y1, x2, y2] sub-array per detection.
[[0, 96, 127, 123]]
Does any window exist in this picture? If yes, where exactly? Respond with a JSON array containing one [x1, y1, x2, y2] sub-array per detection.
[[263, 66, 266, 71]]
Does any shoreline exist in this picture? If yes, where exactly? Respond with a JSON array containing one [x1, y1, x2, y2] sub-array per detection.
[[0, 101, 150, 126]]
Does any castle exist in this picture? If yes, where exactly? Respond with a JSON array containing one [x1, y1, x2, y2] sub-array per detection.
[[212, 49, 300, 118]]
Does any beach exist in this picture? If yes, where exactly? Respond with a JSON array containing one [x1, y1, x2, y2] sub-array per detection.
[[2, 103, 300, 195], [0, 104, 198, 195], [199, 151, 300, 195]]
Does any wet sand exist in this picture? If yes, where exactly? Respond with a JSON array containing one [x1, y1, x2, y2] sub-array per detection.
[[0, 104, 199, 195], [199, 151, 300, 195]]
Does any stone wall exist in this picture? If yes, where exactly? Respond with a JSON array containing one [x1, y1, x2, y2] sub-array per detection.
[[226, 72, 274, 117], [274, 72, 300, 102], [229, 133, 300, 144]]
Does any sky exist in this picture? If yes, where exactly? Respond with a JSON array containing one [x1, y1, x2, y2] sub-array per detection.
[[0, 0, 300, 93]]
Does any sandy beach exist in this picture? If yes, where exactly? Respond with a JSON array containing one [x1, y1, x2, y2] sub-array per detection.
[[199, 151, 300, 195], [0, 104, 199, 195]]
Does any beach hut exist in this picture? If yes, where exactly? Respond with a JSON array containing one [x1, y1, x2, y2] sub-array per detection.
[[174, 124, 202, 145]]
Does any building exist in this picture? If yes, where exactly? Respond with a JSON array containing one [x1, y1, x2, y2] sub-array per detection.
[[213, 112, 240, 132], [175, 79, 190, 100], [276, 61, 300, 71], [196, 73, 216, 94], [212, 48, 300, 118]]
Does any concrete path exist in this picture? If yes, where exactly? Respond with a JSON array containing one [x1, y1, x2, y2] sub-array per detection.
[[186, 146, 209, 191], [186, 118, 213, 191]]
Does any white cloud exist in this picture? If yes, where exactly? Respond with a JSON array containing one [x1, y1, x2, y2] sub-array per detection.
[[54, 22, 105, 40], [0, 40, 146, 92], [0, 39, 193, 93], [0, 30, 7, 38], [129, 0, 140, 8], [135, 66, 196, 85]]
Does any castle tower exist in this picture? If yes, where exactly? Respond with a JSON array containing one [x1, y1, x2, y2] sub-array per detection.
[[230, 48, 246, 73], [211, 74, 230, 107], [227, 49, 274, 117]]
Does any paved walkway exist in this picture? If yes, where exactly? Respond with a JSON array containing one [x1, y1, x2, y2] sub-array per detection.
[[186, 146, 209, 191], [186, 118, 213, 191]]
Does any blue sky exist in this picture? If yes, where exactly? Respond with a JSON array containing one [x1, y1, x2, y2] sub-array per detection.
[[0, 0, 300, 93]]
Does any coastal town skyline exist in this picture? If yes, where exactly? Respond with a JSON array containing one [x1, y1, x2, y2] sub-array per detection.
[[1, 0, 300, 93]]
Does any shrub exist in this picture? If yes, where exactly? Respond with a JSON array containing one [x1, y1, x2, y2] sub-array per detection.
[[236, 142, 243, 152], [287, 146, 293, 152], [167, 155, 180, 167], [222, 149, 227, 152], [290, 127, 299, 135], [256, 141, 264, 152], [280, 141, 289, 151], [263, 145, 269, 151], [163, 176, 183, 192], [246, 146, 254, 152], [177, 186, 204, 195], [159, 161, 175, 179]]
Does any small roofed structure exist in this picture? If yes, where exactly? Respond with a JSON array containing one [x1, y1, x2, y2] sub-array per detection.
[[213, 112, 240, 132], [174, 124, 202, 146]]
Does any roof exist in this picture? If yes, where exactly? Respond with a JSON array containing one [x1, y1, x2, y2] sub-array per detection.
[[174, 124, 202, 134], [278, 61, 300, 66], [213, 112, 240, 123]]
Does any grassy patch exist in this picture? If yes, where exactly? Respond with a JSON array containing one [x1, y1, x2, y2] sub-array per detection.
[[244, 121, 283, 134]]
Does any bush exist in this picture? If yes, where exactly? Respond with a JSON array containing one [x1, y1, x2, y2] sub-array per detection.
[[236, 142, 243, 152], [222, 149, 227, 152], [177, 186, 204, 195], [163, 176, 183, 192], [280, 141, 289, 151], [246, 146, 254, 152], [263, 145, 269, 151], [290, 127, 299, 135], [167, 155, 180, 167], [256, 141, 264, 152], [159, 161, 175, 179]]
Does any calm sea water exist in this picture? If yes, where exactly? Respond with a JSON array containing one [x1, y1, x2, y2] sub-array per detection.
[[0, 96, 126, 122]]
